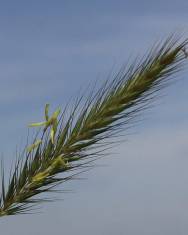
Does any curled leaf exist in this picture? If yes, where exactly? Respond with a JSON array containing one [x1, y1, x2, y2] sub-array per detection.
[[28, 104, 61, 144]]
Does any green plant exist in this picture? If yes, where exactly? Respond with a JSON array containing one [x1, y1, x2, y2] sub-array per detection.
[[0, 35, 187, 216]]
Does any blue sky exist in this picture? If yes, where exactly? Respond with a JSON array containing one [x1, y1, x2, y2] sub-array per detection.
[[0, 1, 188, 234]]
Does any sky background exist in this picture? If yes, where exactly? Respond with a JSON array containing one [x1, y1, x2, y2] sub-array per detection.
[[0, 1, 188, 234]]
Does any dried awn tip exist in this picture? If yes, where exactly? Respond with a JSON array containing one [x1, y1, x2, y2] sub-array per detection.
[[182, 47, 188, 58]]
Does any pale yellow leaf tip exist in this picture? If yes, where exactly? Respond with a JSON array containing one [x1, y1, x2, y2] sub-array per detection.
[[26, 139, 42, 153]]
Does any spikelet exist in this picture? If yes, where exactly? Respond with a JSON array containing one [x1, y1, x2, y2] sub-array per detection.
[[0, 36, 187, 216]]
